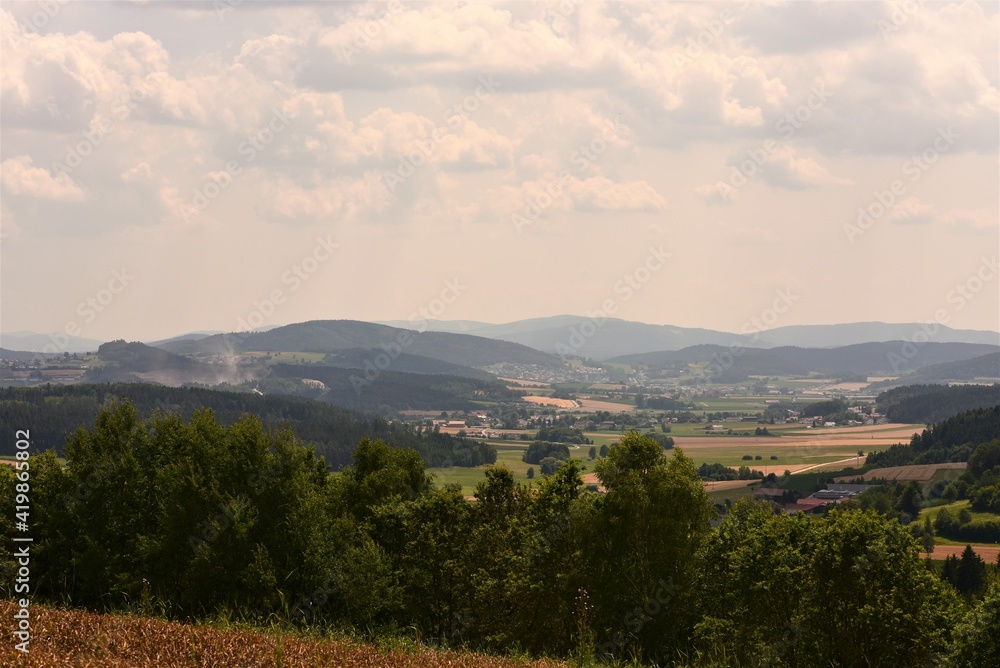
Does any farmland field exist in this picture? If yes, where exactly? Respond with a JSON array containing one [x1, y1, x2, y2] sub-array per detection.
[[574, 397, 635, 411], [923, 544, 1000, 562], [430, 444, 596, 494], [835, 462, 967, 483], [426, 424, 923, 494], [521, 395, 577, 408]]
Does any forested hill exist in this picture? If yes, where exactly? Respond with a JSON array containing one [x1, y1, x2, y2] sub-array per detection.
[[876, 383, 1000, 424], [866, 404, 1000, 468], [0, 384, 495, 469], [264, 363, 518, 412], [161, 320, 564, 369], [82, 340, 244, 385]]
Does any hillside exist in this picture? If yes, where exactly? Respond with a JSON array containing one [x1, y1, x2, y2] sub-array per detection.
[[319, 347, 495, 380], [265, 363, 518, 412], [911, 351, 1000, 381], [160, 320, 563, 369], [84, 340, 245, 385], [866, 404, 1000, 468]]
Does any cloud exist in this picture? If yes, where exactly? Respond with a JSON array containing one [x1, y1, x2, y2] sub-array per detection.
[[0, 156, 86, 200], [760, 146, 852, 190], [567, 175, 666, 212], [887, 197, 997, 231], [886, 196, 937, 225]]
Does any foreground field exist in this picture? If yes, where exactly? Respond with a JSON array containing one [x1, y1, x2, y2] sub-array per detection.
[[0, 601, 569, 668]]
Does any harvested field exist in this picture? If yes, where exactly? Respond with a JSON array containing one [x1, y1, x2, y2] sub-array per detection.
[[820, 382, 870, 392], [703, 479, 756, 491], [677, 424, 921, 450], [923, 544, 1000, 562], [575, 398, 634, 412], [835, 462, 967, 483], [499, 377, 549, 387], [521, 395, 577, 408], [0, 600, 569, 668]]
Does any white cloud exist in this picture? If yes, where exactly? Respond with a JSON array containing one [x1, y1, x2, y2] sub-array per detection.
[[888, 197, 998, 231], [761, 146, 852, 190], [0, 156, 86, 200]]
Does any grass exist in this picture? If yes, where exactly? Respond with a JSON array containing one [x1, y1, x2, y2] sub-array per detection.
[[918, 500, 998, 523], [678, 445, 874, 471], [917, 500, 1000, 546]]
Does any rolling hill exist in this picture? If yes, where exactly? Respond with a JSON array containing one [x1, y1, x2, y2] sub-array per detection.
[[84, 340, 248, 385], [158, 320, 565, 370]]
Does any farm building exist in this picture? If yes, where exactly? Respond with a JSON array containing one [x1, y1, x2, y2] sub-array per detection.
[[786, 498, 829, 514]]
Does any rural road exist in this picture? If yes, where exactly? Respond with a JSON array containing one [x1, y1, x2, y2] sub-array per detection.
[[792, 455, 867, 475]]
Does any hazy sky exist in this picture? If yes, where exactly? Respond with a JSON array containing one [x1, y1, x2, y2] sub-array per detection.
[[1, 0, 998, 342]]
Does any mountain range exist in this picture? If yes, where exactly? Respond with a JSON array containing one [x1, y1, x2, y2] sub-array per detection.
[[3, 317, 998, 365], [376, 317, 1000, 359]]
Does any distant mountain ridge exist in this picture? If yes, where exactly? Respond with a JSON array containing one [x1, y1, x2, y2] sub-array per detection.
[[0, 331, 103, 354], [377, 317, 1000, 359], [7, 318, 997, 361], [609, 342, 1000, 377]]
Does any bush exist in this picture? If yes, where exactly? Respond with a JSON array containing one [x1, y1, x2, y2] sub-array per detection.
[[539, 457, 560, 475], [522, 441, 570, 464]]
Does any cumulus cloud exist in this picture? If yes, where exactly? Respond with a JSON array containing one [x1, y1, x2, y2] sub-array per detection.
[[760, 146, 853, 190], [0, 156, 86, 200]]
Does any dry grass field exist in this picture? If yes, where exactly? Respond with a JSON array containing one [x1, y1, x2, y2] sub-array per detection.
[[574, 397, 634, 412], [520, 395, 578, 409], [0, 601, 569, 668]]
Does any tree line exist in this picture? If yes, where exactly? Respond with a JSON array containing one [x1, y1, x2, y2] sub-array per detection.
[[866, 404, 1000, 468], [0, 384, 495, 469], [2, 401, 997, 666], [877, 384, 1000, 425]]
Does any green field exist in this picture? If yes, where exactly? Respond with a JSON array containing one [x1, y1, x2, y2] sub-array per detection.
[[429, 444, 597, 495], [678, 444, 872, 471], [706, 482, 759, 505], [427, 438, 882, 496], [918, 500, 1000, 546]]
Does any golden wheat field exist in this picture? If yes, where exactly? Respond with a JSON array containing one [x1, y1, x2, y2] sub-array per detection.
[[0, 600, 569, 668]]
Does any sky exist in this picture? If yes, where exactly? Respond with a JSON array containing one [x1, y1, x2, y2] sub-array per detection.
[[1, 0, 998, 343]]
